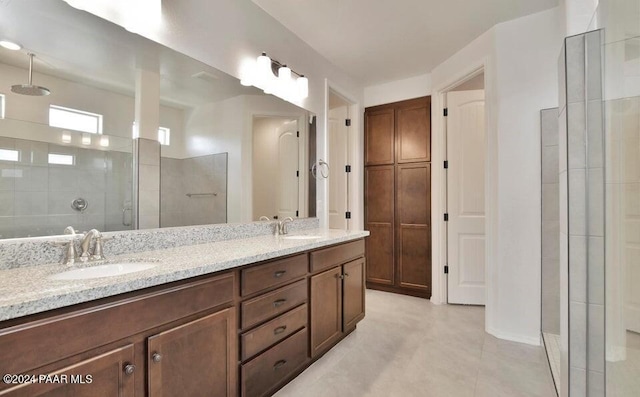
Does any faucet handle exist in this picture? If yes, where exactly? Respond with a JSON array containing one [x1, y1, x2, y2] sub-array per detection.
[[91, 236, 110, 261], [52, 239, 77, 266]]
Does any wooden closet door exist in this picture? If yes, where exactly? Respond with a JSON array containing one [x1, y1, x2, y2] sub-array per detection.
[[396, 163, 431, 293], [396, 97, 431, 163], [365, 107, 395, 165], [365, 165, 394, 285]]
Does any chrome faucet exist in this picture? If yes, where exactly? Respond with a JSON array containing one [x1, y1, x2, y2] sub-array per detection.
[[278, 217, 294, 235], [55, 226, 78, 266], [259, 216, 271, 221], [79, 229, 105, 262]]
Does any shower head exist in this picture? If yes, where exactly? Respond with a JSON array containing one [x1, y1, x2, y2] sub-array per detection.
[[11, 53, 50, 96]]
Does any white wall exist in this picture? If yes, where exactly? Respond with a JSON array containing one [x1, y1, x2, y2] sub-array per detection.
[[563, 0, 599, 36], [363, 73, 432, 107], [430, 7, 562, 345]]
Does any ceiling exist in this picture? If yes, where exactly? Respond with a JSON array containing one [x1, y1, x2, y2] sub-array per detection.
[[0, 0, 262, 109], [252, 0, 559, 86]]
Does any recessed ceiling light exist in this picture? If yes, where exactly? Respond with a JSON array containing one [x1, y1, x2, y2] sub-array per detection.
[[0, 41, 22, 51]]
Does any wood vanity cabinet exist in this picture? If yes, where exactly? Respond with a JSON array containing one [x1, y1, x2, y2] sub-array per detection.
[[239, 254, 310, 397], [309, 241, 366, 357], [0, 273, 236, 397]]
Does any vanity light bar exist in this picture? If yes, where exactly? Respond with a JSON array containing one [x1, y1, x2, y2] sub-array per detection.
[[241, 53, 309, 102]]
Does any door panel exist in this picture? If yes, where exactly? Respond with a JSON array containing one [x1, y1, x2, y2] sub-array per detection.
[[1, 345, 135, 397], [343, 258, 365, 330], [447, 90, 486, 305], [329, 105, 349, 229], [365, 108, 394, 165], [396, 97, 431, 163], [148, 308, 236, 397], [277, 121, 299, 219], [365, 165, 394, 285], [396, 163, 431, 291], [310, 267, 343, 357]]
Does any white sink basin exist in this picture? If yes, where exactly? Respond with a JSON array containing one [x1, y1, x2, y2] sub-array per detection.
[[282, 235, 323, 240], [49, 261, 158, 280]]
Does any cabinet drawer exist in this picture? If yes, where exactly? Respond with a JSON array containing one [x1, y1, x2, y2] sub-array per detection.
[[241, 304, 307, 361], [241, 254, 308, 296], [241, 328, 308, 397], [241, 280, 307, 330], [0, 272, 234, 376], [310, 239, 365, 273]]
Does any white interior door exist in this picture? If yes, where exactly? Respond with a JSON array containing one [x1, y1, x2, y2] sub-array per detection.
[[447, 90, 486, 305], [277, 120, 299, 219], [329, 105, 349, 229], [624, 179, 640, 333]]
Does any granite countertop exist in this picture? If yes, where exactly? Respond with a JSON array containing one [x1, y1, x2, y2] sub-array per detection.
[[0, 229, 369, 322]]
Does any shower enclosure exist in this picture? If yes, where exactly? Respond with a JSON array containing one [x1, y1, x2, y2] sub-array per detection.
[[541, 0, 640, 395]]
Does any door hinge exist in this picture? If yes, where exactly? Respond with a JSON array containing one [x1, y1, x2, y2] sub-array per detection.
[[345, 119, 351, 127], [296, 131, 300, 137], [296, 210, 299, 217], [345, 211, 352, 219], [444, 160, 448, 169], [443, 108, 448, 117], [444, 265, 449, 274], [345, 165, 351, 173], [296, 171, 299, 177], [444, 213, 449, 222]]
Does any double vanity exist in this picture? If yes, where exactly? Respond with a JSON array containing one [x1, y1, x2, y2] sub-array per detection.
[[0, 221, 368, 396]]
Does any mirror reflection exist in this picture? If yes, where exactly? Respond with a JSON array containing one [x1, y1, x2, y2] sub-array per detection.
[[0, 0, 310, 239]]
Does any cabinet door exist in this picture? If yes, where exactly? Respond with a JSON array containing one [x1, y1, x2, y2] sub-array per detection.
[[148, 308, 237, 397], [1, 345, 135, 397], [365, 107, 395, 165], [396, 97, 431, 163], [310, 267, 343, 357], [343, 258, 365, 331], [365, 165, 395, 285], [396, 163, 431, 293]]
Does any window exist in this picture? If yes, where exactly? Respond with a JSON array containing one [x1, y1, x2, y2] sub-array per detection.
[[49, 105, 103, 134], [158, 127, 170, 146], [0, 94, 5, 119], [132, 122, 171, 145], [48, 153, 75, 166], [0, 148, 19, 162]]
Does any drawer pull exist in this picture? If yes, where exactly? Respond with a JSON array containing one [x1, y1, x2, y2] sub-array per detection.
[[124, 364, 136, 375], [274, 270, 287, 278], [273, 299, 287, 308], [273, 360, 287, 370], [152, 353, 162, 363], [274, 325, 287, 335]]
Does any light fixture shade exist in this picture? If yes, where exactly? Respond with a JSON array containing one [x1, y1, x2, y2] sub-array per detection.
[[278, 65, 292, 81], [61, 132, 72, 143], [256, 53, 272, 81], [297, 76, 309, 99], [82, 133, 91, 145], [100, 136, 110, 147], [0, 40, 21, 51]]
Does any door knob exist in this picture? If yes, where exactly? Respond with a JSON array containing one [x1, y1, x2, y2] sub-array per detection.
[[152, 353, 162, 363], [123, 364, 136, 375]]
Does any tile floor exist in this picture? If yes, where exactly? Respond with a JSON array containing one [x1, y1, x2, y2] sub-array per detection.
[[607, 331, 640, 396], [275, 289, 556, 397]]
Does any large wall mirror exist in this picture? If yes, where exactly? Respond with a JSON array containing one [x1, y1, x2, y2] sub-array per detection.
[[0, 0, 312, 239]]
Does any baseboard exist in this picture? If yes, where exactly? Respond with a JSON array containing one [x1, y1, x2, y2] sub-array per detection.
[[486, 327, 542, 346]]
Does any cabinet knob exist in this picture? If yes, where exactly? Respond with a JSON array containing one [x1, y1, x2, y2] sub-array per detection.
[[123, 364, 136, 375], [152, 353, 162, 363], [344, 273, 350, 278], [274, 325, 287, 335], [274, 270, 287, 278], [273, 299, 287, 308], [273, 360, 287, 370]]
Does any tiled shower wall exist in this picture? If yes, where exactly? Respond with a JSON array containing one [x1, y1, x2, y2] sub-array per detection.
[[0, 137, 132, 238], [160, 153, 227, 227], [559, 29, 606, 396], [542, 108, 561, 336]]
